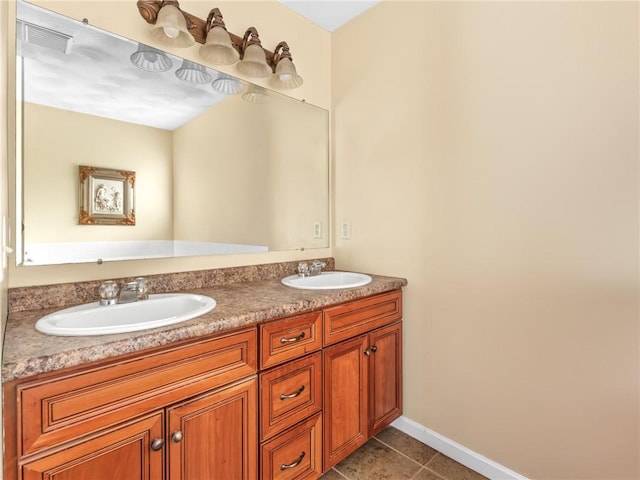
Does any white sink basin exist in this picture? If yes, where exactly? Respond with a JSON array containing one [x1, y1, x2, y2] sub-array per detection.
[[281, 271, 372, 290], [35, 293, 216, 336]]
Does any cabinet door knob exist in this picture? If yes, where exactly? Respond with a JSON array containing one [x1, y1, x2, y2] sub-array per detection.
[[280, 332, 306, 344], [150, 438, 164, 451], [171, 431, 184, 443], [280, 385, 305, 400], [370, 345, 378, 353], [364, 348, 371, 356], [280, 451, 306, 470]]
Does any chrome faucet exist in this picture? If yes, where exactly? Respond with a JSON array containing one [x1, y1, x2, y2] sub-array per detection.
[[309, 260, 326, 276], [297, 262, 310, 277], [98, 277, 148, 306], [117, 281, 139, 304], [297, 260, 326, 277]]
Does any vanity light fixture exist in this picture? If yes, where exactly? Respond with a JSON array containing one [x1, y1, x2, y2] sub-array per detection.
[[175, 59, 212, 84], [211, 73, 245, 95], [270, 41, 303, 89], [130, 43, 173, 72], [148, 0, 195, 48], [199, 8, 239, 65], [242, 85, 270, 104], [136, 0, 303, 89], [235, 27, 272, 78]]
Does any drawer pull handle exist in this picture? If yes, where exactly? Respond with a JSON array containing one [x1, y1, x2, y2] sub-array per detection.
[[150, 438, 164, 451], [280, 451, 306, 470], [280, 332, 306, 344], [172, 431, 184, 443], [280, 385, 305, 400]]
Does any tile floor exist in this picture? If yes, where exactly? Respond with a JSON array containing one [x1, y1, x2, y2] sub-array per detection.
[[319, 427, 489, 480]]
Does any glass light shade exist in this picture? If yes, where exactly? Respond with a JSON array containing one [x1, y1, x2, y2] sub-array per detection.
[[175, 60, 212, 84], [211, 74, 245, 95], [270, 57, 303, 89], [241, 85, 270, 104], [149, 4, 195, 48], [236, 43, 271, 78], [130, 44, 173, 72], [199, 26, 240, 65]]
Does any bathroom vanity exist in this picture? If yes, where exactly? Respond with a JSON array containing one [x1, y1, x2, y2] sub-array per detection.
[[2, 263, 406, 480]]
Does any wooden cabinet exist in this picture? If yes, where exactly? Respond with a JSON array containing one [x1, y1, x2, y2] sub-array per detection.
[[16, 329, 256, 458], [5, 328, 258, 480], [322, 291, 403, 471], [258, 313, 324, 480], [23, 378, 258, 480], [260, 290, 403, 477], [6, 289, 403, 480]]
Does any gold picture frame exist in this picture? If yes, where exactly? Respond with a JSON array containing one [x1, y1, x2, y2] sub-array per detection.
[[79, 165, 135, 225]]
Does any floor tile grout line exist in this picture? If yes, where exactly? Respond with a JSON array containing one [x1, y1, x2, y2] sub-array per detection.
[[409, 465, 449, 480], [330, 466, 352, 480], [424, 464, 450, 480], [425, 453, 468, 480], [424, 452, 442, 469], [372, 436, 433, 469], [408, 467, 423, 480]]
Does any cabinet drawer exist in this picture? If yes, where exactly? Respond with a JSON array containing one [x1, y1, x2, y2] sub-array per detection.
[[260, 353, 322, 441], [261, 413, 322, 480], [260, 311, 322, 369], [323, 290, 402, 346], [18, 328, 256, 457]]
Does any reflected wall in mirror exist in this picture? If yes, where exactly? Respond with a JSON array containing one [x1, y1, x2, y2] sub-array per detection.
[[17, 1, 329, 266]]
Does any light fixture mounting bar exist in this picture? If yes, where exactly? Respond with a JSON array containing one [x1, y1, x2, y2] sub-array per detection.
[[136, 0, 276, 68]]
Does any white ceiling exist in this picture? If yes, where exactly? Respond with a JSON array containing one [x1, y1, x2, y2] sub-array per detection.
[[279, 1, 379, 31]]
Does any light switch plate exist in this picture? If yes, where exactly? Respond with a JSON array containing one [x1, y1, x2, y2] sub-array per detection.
[[341, 221, 352, 240]]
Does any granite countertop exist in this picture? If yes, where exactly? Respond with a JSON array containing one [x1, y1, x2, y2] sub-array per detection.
[[3, 274, 407, 382]]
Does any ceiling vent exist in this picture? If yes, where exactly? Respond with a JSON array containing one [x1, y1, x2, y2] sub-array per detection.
[[17, 20, 73, 55]]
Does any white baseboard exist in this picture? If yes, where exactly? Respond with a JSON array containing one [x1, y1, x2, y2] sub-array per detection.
[[391, 416, 529, 480]]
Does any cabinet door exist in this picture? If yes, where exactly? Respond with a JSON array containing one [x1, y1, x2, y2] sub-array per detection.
[[368, 322, 403, 436], [167, 377, 257, 480], [22, 412, 164, 480], [322, 335, 368, 470]]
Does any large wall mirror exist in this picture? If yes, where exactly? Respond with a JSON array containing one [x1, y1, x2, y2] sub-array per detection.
[[16, 1, 329, 266]]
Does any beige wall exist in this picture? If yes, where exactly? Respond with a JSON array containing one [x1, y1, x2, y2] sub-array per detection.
[[173, 96, 273, 246], [1, 0, 10, 317], [263, 100, 329, 250], [5, 0, 639, 478], [333, 1, 639, 479], [9, 0, 331, 287], [23, 103, 173, 243], [1, 2, 13, 479]]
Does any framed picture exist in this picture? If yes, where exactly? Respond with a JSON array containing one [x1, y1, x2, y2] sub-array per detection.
[[79, 165, 135, 225]]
